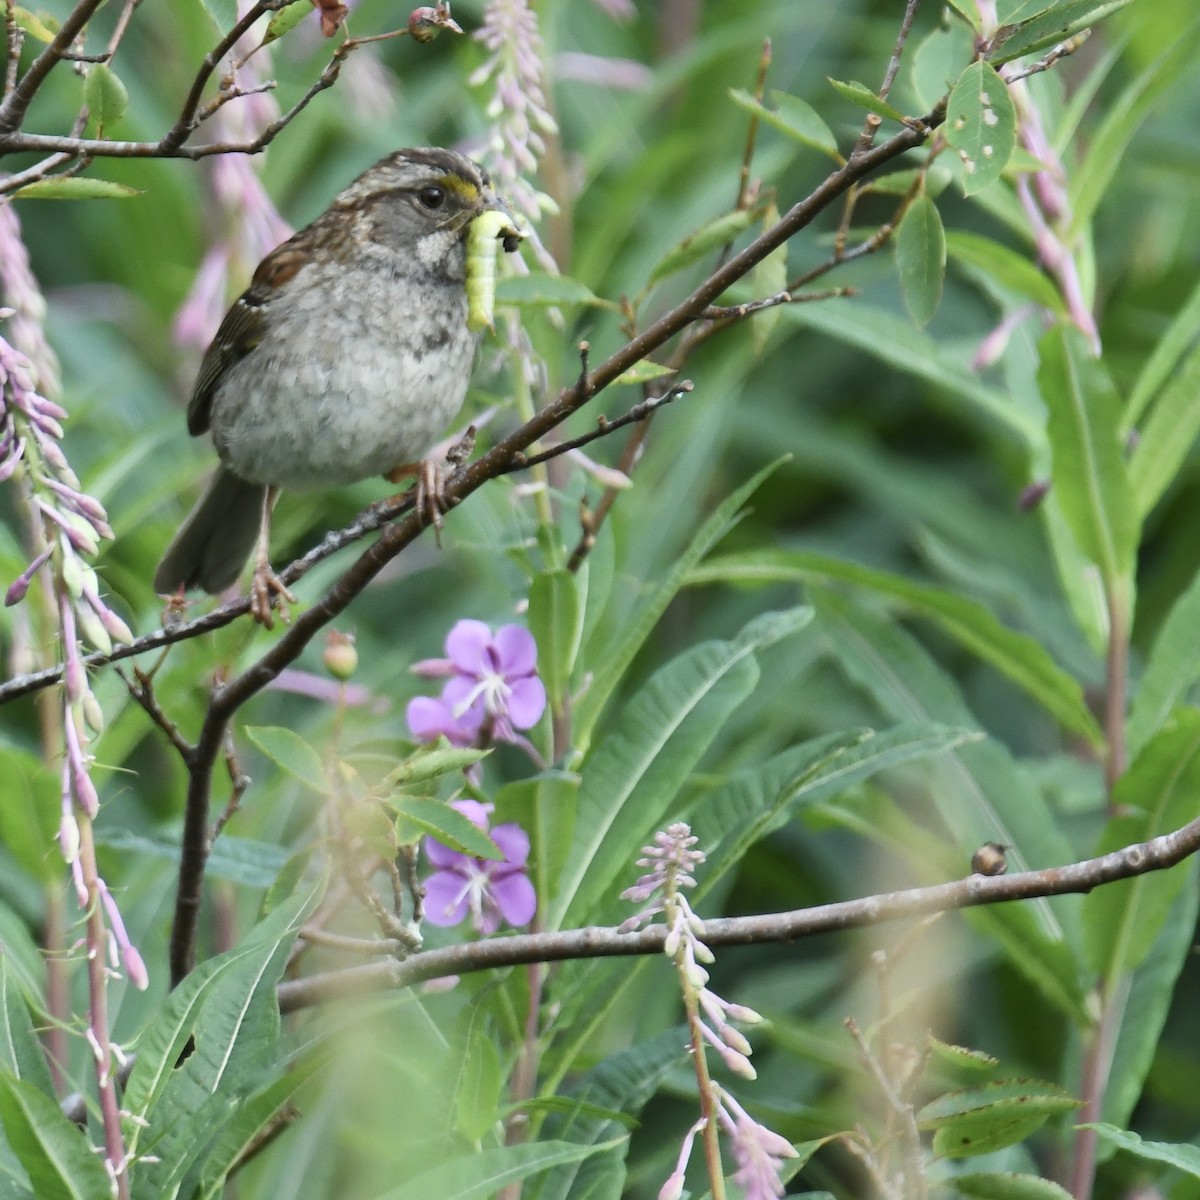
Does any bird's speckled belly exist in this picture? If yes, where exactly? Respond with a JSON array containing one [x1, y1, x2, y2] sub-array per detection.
[[209, 270, 475, 490]]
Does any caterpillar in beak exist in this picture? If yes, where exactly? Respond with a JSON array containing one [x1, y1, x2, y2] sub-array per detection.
[[466, 208, 525, 333]]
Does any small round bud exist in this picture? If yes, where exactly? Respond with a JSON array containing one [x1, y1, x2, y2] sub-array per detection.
[[971, 842, 1009, 877], [323, 630, 358, 680]]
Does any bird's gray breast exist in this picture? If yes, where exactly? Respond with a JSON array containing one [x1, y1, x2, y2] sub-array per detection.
[[209, 257, 475, 490]]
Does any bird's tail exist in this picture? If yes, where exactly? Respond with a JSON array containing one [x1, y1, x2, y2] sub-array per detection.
[[153, 467, 267, 595]]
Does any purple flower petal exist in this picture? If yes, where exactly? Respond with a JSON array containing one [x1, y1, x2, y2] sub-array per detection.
[[489, 822, 530, 867], [441, 676, 484, 721], [445, 619, 493, 674], [406, 695, 455, 742], [490, 871, 536, 927], [423, 870, 470, 926], [506, 676, 546, 729], [424, 836, 467, 870], [493, 624, 538, 676], [451, 799, 494, 830]]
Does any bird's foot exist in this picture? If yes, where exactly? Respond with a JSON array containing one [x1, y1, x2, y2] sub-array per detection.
[[249, 561, 296, 628], [386, 430, 473, 544]]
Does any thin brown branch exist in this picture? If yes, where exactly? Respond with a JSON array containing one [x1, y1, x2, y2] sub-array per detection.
[[277, 809, 1200, 1012], [0, 0, 106, 134]]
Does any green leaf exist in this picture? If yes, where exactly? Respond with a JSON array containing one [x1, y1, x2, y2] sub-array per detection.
[[193, 1052, 326, 1200], [573, 458, 787, 750], [944, 61, 1017, 195], [245, 725, 329, 794], [374, 1139, 624, 1200], [1037, 324, 1137, 586], [826, 77, 908, 123], [494, 273, 607, 308], [84, 63, 128, 131], [945, 230, 1064, 311], [953, 1172, 1075, 1199], [383, 743, 490, 787], [727, 87, 840, 159], [694, 724, 978, 898], [1127, 565, 1200, 756], [1125, 273, 1200, 430], [1082, 709, 1200, 977], [996, 0, 1057, 22], [454, 1011, 504, 1143], [928, 1039, 1000, 1074], [12, 177, 141, 200], [0, 1072, 111, 1199], [12, 7, 56, 42], [911, 22, 977, 112], [388, 796, 502, 859], [556, 633, 762, 929], [918, 1079, 1081, 1159], [96, 828, 292, 887], [1082, 1123, 1200, 1180], [896, 193, 946, 326], [1128, 340, 1200, 518], [0, 958, 57, 1102], [529, 568, 583, 715], [989, 1, 1133, 65], [262, 0, 310, 44], [647, 208, 759, 285], [689, 548, 1102, 744], [612, 359, 676, 385], [0, 747, 58, 883], [780, 298, 1041, 446], [749, 199, 788, 353]]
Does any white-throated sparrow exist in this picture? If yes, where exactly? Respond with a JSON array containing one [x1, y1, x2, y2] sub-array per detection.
[[153, 146, 521, 623]]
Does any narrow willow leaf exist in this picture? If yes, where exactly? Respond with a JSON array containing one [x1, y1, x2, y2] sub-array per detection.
[[944, 61, 1017, 195], [647, 208, 758, 285], [990, 0, 1132, 64], [0, 1073, 111, 1198], [612, 359, 676, 385], [455, 1014, 504, 1143], [384, 744, 489, 787], [1081, 709, 1200, 977], [1082, 1124, 1200, 1180], [826, 77, 908, 123], [84, 63, 128, 131], [1037, 324, 1137, 585], [1127, 565, 1200, 756], [896, 193, 946, 326], [688, 547, 1102, 744], [0, 960, 56, 1099], [389, 796, 503, 859], [262, 0, 309, 44], [245, 725, 329, 794], [919, 1080, 1081, 1159], [1128, 340, 1200, 518], [945, 230, 1063, 311], [1102, 870, 1199, 1131], [494, 273, 606, 308], [12, 7, 56, 41], [556, 636, 761, 929], [528, 568, 583, 714], [375, 1139, 625, 1200], [750, 200, 788, 353], [781, 299, 1041, 445], [573, 457, 787, 749], [727, 87, 839, 158], [996, 0, 1057, 20], [12, 177, 141, 200], [953, 1172, 1075, 1199], [1125, 273, 1200, 429]]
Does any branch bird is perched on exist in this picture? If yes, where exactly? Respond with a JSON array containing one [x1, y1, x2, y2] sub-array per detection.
[[154, 147, 522, 624]]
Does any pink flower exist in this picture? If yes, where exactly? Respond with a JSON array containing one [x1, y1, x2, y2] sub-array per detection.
[[423, 800, 536, 933], [408, 619, 546, 747]]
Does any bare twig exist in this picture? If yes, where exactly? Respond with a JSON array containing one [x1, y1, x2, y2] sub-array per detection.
[[277, 809, 1200, 1012]]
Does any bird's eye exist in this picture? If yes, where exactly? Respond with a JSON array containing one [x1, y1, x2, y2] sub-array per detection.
[[417, 185, 446, 210]]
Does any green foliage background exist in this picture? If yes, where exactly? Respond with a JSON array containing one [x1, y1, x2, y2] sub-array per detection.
[[2, 0, 1200, 1197]]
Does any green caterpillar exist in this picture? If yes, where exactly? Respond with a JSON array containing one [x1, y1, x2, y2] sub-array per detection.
[[466, 209, 524, 333]]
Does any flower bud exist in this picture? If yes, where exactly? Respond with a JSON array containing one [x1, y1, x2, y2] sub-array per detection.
[[323, 630, 358, 680], [82, 691, 105, 736], [59, 811, 80, 863]]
